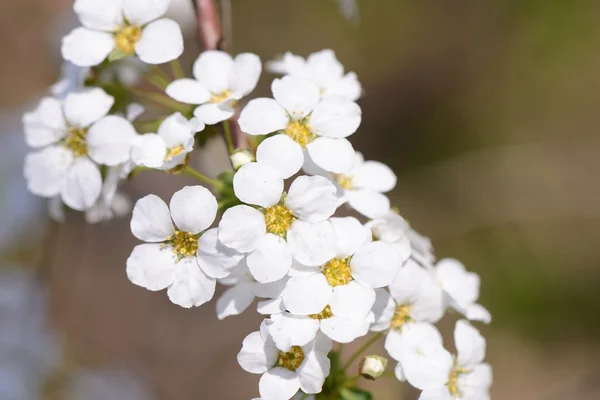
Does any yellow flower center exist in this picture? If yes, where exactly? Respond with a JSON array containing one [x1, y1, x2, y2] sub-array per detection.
[[284, 120, 314, 148], [335, 174, 353, 190], [390, 304, 414, 330], [309, 305, 333, 320], [165, 145, 185, 160], [447, 366, 470, 397], [170, 230, 199, 260], [210, 90, 233, 104], [264, 205, 294, 236], [277, 346, 305, 372], [114, 25, 142, 55], [321, 258, 352, 287], [63, 127, 88, 157]]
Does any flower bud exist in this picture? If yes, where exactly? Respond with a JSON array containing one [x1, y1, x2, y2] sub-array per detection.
[[359, 355, 388, 380], [230, 149, 255, 170]]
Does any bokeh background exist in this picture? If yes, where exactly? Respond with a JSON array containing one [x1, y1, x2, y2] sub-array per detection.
[[2, 0, 600, 398]]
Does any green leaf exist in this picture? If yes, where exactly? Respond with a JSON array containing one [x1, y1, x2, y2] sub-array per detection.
[[339, 388, 373, 400]]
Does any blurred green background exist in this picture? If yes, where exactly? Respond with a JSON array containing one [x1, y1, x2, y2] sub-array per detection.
[[1, 0, 600, 399]]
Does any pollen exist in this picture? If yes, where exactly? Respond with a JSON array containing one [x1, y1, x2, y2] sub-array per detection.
[[321, 258, 352, 287], [284, 120, 314, 148], [277, 346, 305, 372], [390, 304, 414, 329], [170, 230, 199, 260], [264, 205, 294, 236], [165, 145, 185, 160], [334, 174, 353, 190], [63, 127, 88, 157], [114, 25, 142, 55], [210, 90, 232, 104], [309, 305, 333, 320], [447, 366, 469, 397]]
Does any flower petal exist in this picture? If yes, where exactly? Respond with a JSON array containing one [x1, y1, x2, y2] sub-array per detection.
[[87, 115, 137, 166], [285, 175, 337, 222], [272, 76, 320, 118], [330, 281, 375, 322], [130, 194, 174, 242], [239, 98, 288, 135], [320, 314, 371, 343], [169, 185, 217, 233], [247, 234, 292, 283], [192, 50, 234, 93], [435, 258, 480, 309], [64, 88, 114, 128], [283, 274, 333, 315], [256, 134, 304, 179], [297, 352, 330, 394], [166, 79, 211, 104], [345, 189, 391, 219], [259, 368, 300, 400], [310, 98, 361, 139], [60, 158, 102, 211], [136, 19, 183, 64], [287, 220, 337, 267], [370, 288, 396, 332], [330, 217, 371, 258], [268, 314, 319, 352], [123, 0, 169, 25], [126, 243, 177, 291], [167, 257, 216, 308], [193, 102, 235, 125], [350, 241, 401, 289], [230, 52, 262, 97], [352, 161, 396, 192], [390, 262, 444, 323], [306, 137, 355, 174], [233, 162, 283, 208], [23, 98, 66, 148], [465, 303, 492, 324], [73, 0, 123, 30], [238, 331, 278, 374], [130, 134, 168, 169], [197, 228, 244, 279], [157, 112, 195, 148], [455, 320, 486, 368], [218, 205, 266, 252], [61, 28, 114, 68], [24, 147, 72, 198], [326, 72, 362, 101], [217, 283, 256, 319]]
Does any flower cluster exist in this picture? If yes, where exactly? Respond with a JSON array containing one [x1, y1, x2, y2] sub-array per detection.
[[22, 1, 492, 399]]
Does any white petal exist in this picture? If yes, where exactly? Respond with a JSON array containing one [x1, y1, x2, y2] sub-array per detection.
[[130, 134, 167, 169], [61, 28, 114, 68], [394, 362, 406, 382], [399, 324, 449, 390], [459, 364, 493, 398], [169, 186, 217, 233], [267, 52, 307, 75], [193, 102, 235, 125], [350, 241, 401, 289], [197, 228, 244, 279], [256, 134, 304, 179], [233, 162, 283, 208], [455, 320, 486, 368], [465, 303, 492, 324], [24, 147, 72, 198], [370, 289, 396, 332], [259, 368, 300, 400], [297, 352, 329, 394], [64, 88, 114, 128], [87, 116, 137, 166], [269, 314, 319, 351], [352, 161, 396, 192], [257, 298, 286, 315], [23, 98, 66, 148], [238, 331, 278, 374], [230, 53, 262, 96], [73, 0, 123, 30], [136, 19, 183, 64], [330, 217, 371, 258], [283, 275, 333, 315], [239, 98, 288, 135], [130, 194, 174, 242], [272, 76, 320, 118], [167, 257, 216, 308], [126, 103, 145, 122], [123, 0, 169, 25], [219, 205, 266, 252], [288, 260, 320, 278], [287, 220, 337, 267], [345, 189, 391, 219], [217, 283, 256, 319], [307, 332, 333, 354], [247, 234, 292, 283], [192, 50, 234, 94], [310, 98, 361, 138], [166, 79, 211, 104], [126, 244, 177, 291], [326, 72, 362, 101], [320, 314, 371, 343], [330, 281, 375, 322], [157, 112, 195, 147], [256, 277, 290, 299], [60, 158, 102, 211], [390, 263, 444, 323], [285, 175, 337, 222], [418, 388, 452, 400], [435, 258, 480, 309], [301, 150, 332, 177], [306, 137, 355, 174]]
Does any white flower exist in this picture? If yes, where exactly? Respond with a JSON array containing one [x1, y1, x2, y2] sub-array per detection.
[[126, 186, 242, 308], [434, 259, 491, 324], [23, 88, 138, 211], [281, 217, 400, 326], [237, 319, 332, 400], [131, 112, 204, 170], [239, 76, 361, 176], [62, 0, 184, 67], [401, 320, 492, 400], [218, 163, 338, 283], [166, 50, 262, 124], [367, 213, 413, 263], [304, 151, 397, 219], [267, 49, 362, 101]]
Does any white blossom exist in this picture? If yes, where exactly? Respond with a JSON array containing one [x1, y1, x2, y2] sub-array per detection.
[[166, 50, 262, 124], [62, 0, 184, 67]]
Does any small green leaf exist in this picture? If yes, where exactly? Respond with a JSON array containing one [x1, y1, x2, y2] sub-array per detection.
[[339, 388, 373, 400]]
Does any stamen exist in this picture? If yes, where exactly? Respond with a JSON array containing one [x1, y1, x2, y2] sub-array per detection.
[[390, 304, 413, 329], [264, 205, 294, 236], [284, 120, 314, 148], [210, 90, 232, 104], [309, 305, 333, 320], [165, 145, 185, 160], [63, 127, 87, 157], [321, 258, 352, 287], [335, 174, 353, 190], [170, 230, 198, 260], [276, 346, 305, 372], [114, 25, 142, 55]]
